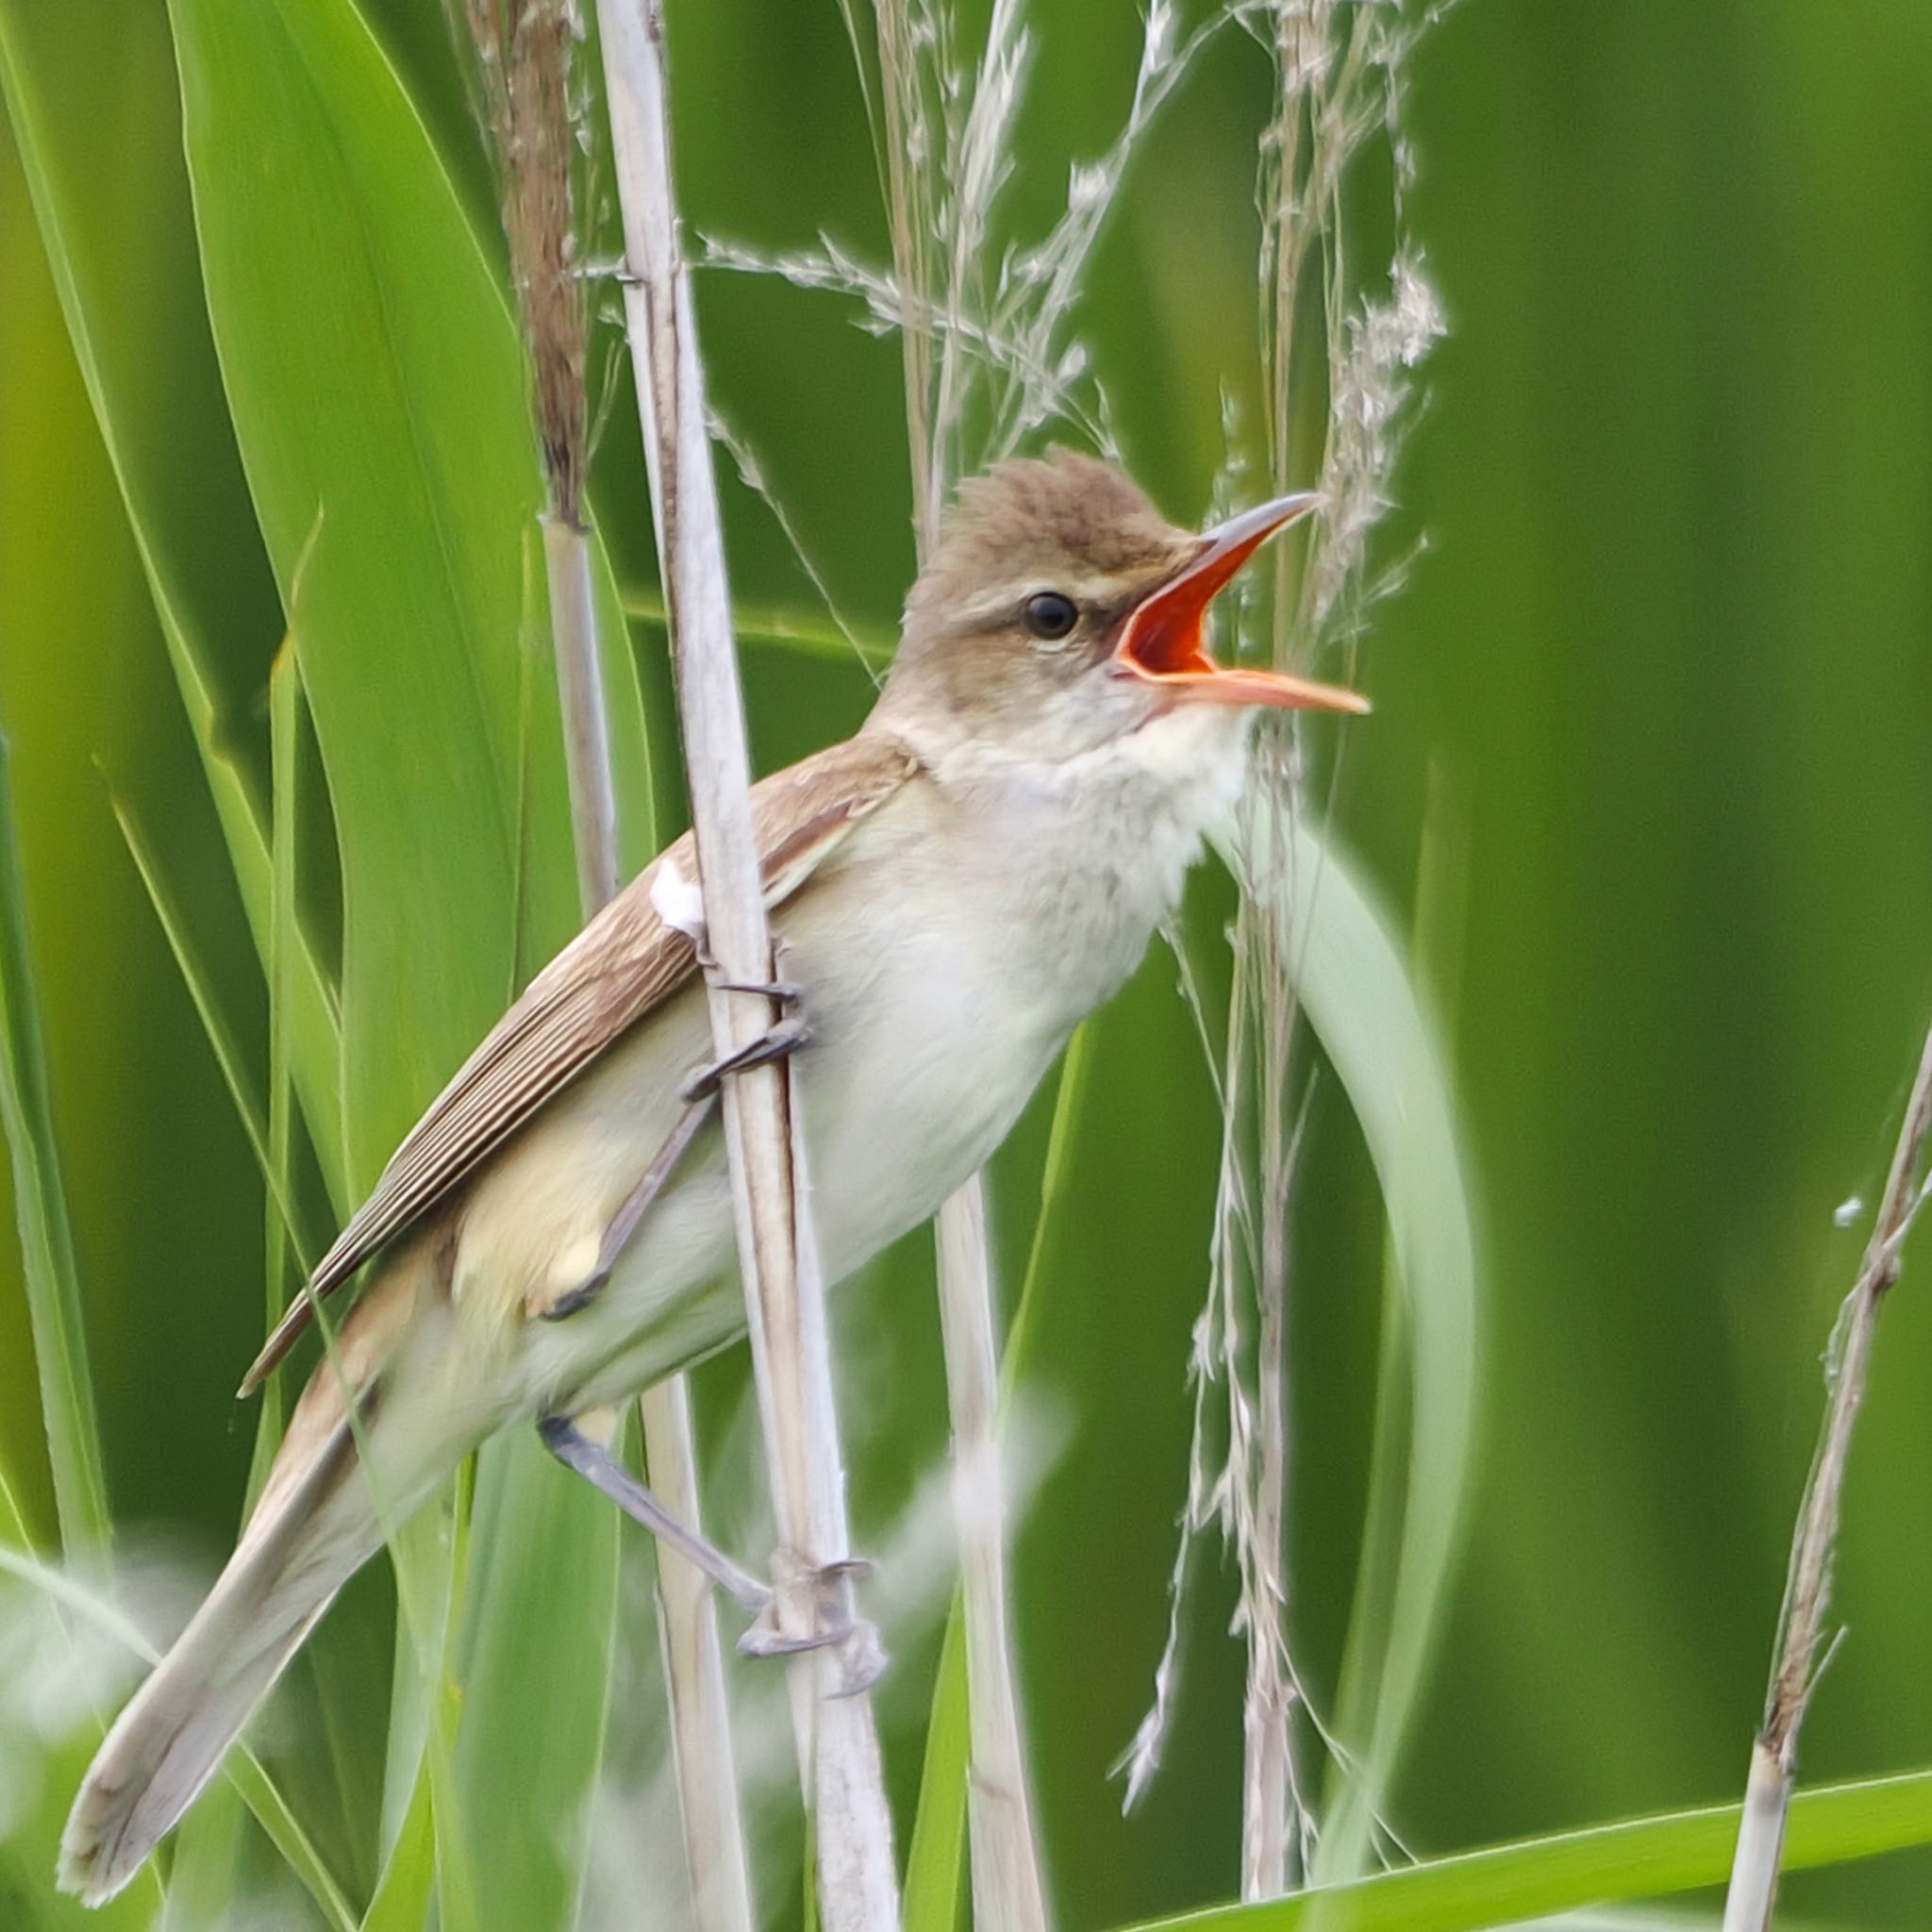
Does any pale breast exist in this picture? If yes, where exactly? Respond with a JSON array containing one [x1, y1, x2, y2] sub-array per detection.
[[503, 720, 1244, 1414]]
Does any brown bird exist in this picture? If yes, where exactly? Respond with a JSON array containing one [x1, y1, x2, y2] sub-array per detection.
[[59, 451, 1365, 1904]]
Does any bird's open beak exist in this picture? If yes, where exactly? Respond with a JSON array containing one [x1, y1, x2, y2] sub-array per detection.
[[1112, 493, 1370, 714]]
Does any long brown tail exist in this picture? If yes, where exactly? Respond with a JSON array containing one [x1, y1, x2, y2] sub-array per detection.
[[59, 1246, 453, 1906]]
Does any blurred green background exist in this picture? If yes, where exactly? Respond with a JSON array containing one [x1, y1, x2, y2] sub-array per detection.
[[4, 0, 1931, 1926]]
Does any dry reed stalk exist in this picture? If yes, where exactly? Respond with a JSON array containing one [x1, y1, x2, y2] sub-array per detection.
[[595, 4, 900, 1926], [454, 6, 754, 1924], [935, 1183, 1051, 1932], [1721, 1022, 1932, 1932]]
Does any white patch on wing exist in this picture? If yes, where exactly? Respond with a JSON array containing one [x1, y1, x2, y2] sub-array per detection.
[[649, 853, 708, 941]]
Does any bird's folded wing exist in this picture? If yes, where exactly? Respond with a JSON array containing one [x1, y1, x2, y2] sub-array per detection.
[[241, 732, 924, 1392]]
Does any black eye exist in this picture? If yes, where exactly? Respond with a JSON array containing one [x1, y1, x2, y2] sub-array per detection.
[[1022, 591, 1079, 641]]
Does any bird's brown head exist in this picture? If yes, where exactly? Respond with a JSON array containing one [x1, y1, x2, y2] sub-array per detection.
[[875, 450, 1366, 763]]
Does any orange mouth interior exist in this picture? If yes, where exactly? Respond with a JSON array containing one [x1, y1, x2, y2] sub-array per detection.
[[1117, 534, 1268, 681]]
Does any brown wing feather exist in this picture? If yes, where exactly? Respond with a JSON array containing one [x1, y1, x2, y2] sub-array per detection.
[[242, 733, 922, 1391]]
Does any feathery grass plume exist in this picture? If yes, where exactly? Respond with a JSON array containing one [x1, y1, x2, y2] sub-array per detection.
[[452, 0, 625, 910], [710, 0, 1215, 491], [1722, 1023, 1932, 1932], [452, 8, 754, 1927], [1120, 0, 1447, 1900]]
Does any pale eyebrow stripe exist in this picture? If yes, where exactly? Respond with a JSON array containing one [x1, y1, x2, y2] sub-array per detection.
[[949, 573, 1146, 633]]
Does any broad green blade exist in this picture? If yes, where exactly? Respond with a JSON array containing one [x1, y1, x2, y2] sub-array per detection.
[[164, 0, 646, 1918], [1109, 1768, 1932, 1932], [1224, 815, 1480, 1885], [168, 0, 571, 1156], [358, 1757, 437, 1932], [451, 1430, 625, 1928], [0, 0, 347, 1206], [0, 728, 109, 1556], [158, 1778, 248, 1932], [903, 1609, 971, 1932]]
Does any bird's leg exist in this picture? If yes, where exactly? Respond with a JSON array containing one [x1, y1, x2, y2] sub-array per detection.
[[541, 1093, 718, 1323], [540, 1417, 885, 1686], [546, 962, 808, 1325], [587, 941, 872, 1677], [538, 1414, 772, 1614]]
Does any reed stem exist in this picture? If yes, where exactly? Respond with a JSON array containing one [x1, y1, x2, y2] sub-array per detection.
[[1721, 1021, 1932, 1932], [596, 4, 901, 1924], [453, 2, 758, 1916]]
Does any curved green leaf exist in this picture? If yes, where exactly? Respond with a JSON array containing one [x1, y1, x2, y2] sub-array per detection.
[[1224, 814, 1481, 1883], [0, 730, 108, 1556], [1113, 1769, 1932, 1932]]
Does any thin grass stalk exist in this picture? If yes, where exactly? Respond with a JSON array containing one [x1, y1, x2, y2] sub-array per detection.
[[550, 508, 758, 1932], [1236, 2, 1449, 1892], [1230, 3, 1347, 1887], [871, 0, 935, 549], [1244, 861, 1307, 1896], [258, 646, 303, 1500], [935, 1183, 1052, 1932], [596, 4, 900, 1925], [864, 0, 1054, 1915], [547, 273, 757, 1932], [455, 5, 757, 1921], [541, 516, 624, 910], [108, 793, 317, 1274], [1721, 1021, 1932, 1932], [0, 728, 111, 1557]]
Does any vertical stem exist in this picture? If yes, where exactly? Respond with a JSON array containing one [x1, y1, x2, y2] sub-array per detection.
[[537, 258, 756, 1932], [1722, 1739, 1789, 1932], [596, 5, 901, 1925], [0, 730, 111, 1557], [638, 1374, 756, 1932], [869, 2, 1050, 1907], [1721, 1022, 1932, 1932], [458, 0, 758, 1901], [936, 1183, 1050, 1932], [540, 515, 621, 912], [872, 0, 933, 550]]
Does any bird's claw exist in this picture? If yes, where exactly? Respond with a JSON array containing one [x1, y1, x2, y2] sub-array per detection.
[[680, 1014, 811, 1102], [713, 976, 804, 1005], [737, 1547, 886, 1694]]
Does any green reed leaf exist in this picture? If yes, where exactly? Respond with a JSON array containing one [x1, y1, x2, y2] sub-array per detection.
[[1113, 1769, 1932, 1932], [0, 730, 108, 1556]]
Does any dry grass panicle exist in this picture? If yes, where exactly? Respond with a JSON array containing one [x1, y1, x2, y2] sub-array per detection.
[[455, 0, 592, 527]]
